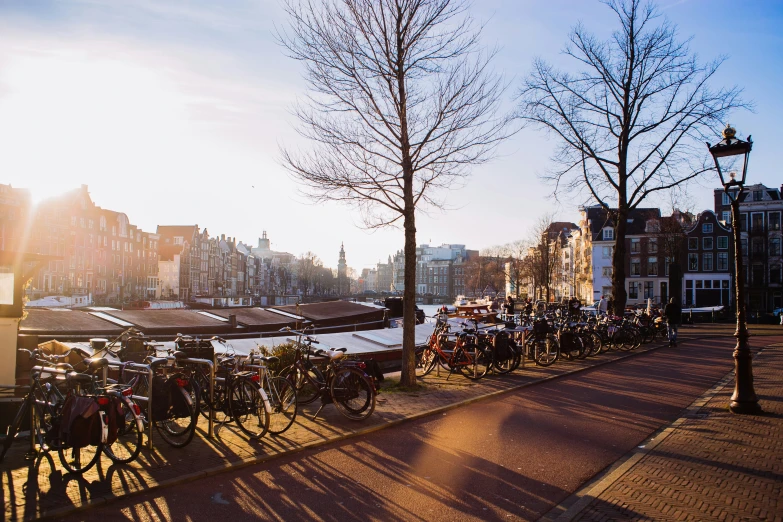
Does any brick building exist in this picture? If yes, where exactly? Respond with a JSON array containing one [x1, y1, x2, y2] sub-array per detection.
[[714, 183, 783, 313]]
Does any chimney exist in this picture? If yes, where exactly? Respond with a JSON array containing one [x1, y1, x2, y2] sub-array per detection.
[[221, 234, 225, 241], [228, 314, 237, 328]]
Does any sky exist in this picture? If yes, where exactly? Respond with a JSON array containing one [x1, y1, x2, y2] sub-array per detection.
[[0, 0, 781, 271]]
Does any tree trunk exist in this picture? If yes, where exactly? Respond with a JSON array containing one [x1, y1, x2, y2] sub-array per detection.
[[611, 208, 629, 314], [400, 205, 417, 387]]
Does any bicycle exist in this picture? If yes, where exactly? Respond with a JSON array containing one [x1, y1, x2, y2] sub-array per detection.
[[417, 318, 494, 380], [243, 348, 298, 435], [280, 328, 376, 421]]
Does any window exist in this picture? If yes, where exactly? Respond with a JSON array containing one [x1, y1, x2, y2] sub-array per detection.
[[628, 281, 639, 299], [702, 223, 713, 233], [630, 238, 640, 253], [665, 257, 670, 276], [688, 238, 698, 250], [648, 238, 658, 253], [703, 237, 713, 250], [753, 190, 763, 202], [70, 216, 77, 226], [722, 211, 731, 223], [752, 238, 764, 255], [602, 267, 612, 277], [771, 212, 781, 231], [740, 214, 747, 232], [771, 265, 781, 284], [630, 258, 640, 276], [722, 192, 730, 206], [703, 253, 713, 271], [741, 238, 747, 255], [602, 246, 613, 258], [717, 236, 728, 249], [717, 252, 729, 271], [771, 238, 781, 256], [644, 281, 654, 299], [751, 213, 764, 233], [688, 253, 698, 271], [648, 257, 658, 276], [695, 280, 703, 289], [603, 228, 614, 240]]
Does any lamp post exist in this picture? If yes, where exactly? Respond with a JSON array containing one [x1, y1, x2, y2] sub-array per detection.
[[707, 124, 760, 414]]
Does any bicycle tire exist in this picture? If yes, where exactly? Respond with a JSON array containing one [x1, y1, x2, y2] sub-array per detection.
[[0, 398, 29, 462], [534, 336, 559, 367], [280, 365, 323, 405], [103, 400, 143, 464], [330, 367, 376, 421], [584, 332, 602, 357], [230, 379, 270, 440], [59, 443, 102, 474], [266, 376, 297, 435], [457, 343, 492, 380], [155, 386, 198, 448], [416, 346, 438, 377]]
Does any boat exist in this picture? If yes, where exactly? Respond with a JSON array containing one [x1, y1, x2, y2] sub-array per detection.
[[450, 301, 498, 323]]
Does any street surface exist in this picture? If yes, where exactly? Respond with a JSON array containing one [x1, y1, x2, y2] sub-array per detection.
[[64, 337, 754, 521]]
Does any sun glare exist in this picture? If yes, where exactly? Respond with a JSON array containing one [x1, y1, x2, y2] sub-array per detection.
[[0, 50, 187, 203]]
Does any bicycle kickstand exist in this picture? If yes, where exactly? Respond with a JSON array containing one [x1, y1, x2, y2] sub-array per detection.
[[312, 404, 325, 420]]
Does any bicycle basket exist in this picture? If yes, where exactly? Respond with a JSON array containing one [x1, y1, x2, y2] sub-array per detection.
[[120, 337, 151, 364], [176, 338, 215, 361]]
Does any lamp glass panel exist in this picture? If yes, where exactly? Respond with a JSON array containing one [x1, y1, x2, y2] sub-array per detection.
[[0, 270, 14, 305]]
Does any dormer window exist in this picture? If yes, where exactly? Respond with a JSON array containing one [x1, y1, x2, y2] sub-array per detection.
[[603, 228, 614, 241]]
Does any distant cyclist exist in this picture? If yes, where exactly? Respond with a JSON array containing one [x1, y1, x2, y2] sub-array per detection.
[[663, 297, 682, 347]]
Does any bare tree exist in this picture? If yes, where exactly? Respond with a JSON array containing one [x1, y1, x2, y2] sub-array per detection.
[[296, 252, 322, 299], [528, 214, 563, 303], [517, 0, 747, 313], [501, 239, 530, 298], [279, 0, 511, 386]]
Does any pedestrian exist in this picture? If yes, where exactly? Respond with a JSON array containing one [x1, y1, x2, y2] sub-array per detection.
[[598, 295, 608, 315], [664, 297, 682, 347], [503, 295, 515, 316], [524, 298, 533, 316]]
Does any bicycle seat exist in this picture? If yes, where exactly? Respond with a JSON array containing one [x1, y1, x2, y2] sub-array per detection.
[[334, 347, 347, 353], [55, 362, 74, 371], [66, 372, 94, 385], [84, 357, 109, 374], [145, 356, 169, 369], [219, 358, 236, 367], [172, 350, 189, 360], [257, 355, 279, 364]]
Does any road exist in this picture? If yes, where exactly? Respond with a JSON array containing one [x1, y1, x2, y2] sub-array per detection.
[[64, 336, 754, 521]]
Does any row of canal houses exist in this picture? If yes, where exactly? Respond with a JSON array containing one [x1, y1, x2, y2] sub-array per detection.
[[558, 183, 782, 313], [0, 184, 295, 305]]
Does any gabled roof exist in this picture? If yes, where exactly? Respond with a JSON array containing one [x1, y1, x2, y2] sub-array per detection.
[[157, 225, 198, 240], [584, 206, 662, 239]]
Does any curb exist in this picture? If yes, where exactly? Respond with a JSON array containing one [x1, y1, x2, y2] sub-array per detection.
[[31, 333, 773, 520], [537, 345, 775, 522]]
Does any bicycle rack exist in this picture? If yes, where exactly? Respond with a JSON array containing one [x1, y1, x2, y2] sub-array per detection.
[[105, 362, 155, 449], [178, 358, 215, 439]]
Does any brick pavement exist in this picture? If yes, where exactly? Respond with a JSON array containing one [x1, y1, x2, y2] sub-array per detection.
[[551, 343, 783, 522], [2, 327, 782, 521]]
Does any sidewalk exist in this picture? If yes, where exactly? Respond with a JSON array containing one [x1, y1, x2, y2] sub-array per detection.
[[544, 343, 783, 522], [3, 328, 782, 521]]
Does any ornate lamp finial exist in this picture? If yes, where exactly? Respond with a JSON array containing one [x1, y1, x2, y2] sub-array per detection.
[[722, 124, 737, 140]]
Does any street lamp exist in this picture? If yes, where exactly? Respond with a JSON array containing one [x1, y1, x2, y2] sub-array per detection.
[[707, 124, 760, 414]]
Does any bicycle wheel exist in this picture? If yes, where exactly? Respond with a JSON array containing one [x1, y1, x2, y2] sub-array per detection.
[[155, 386, 198, 448], [457, 343, 492, 380], [534, 337, 559, 367], [230, 379, 270, 440], [584, 332, 602, 357], [104, 400, 143, 464], [331, 367, 376, 421], [280, 365, 323, 405], [416, 346, 438, 377], [266, 376, 297, 435], [59, 443, 102, 474]]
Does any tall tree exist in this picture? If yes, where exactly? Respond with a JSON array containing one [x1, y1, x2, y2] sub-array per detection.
[[296, 252, 322, 299], [517, 0, 746, 313], [279, 0, 511, 386]]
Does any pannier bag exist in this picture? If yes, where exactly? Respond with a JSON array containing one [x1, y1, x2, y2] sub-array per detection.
[[60, 395, 122, 448], [559, 331, 579, 352], [150, 374, 192, 422], [533, 319, 553, 338], [493, 331, 512, 362]]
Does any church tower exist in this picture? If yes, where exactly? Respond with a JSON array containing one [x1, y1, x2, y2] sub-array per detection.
[[337, 242, 347, 295]]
